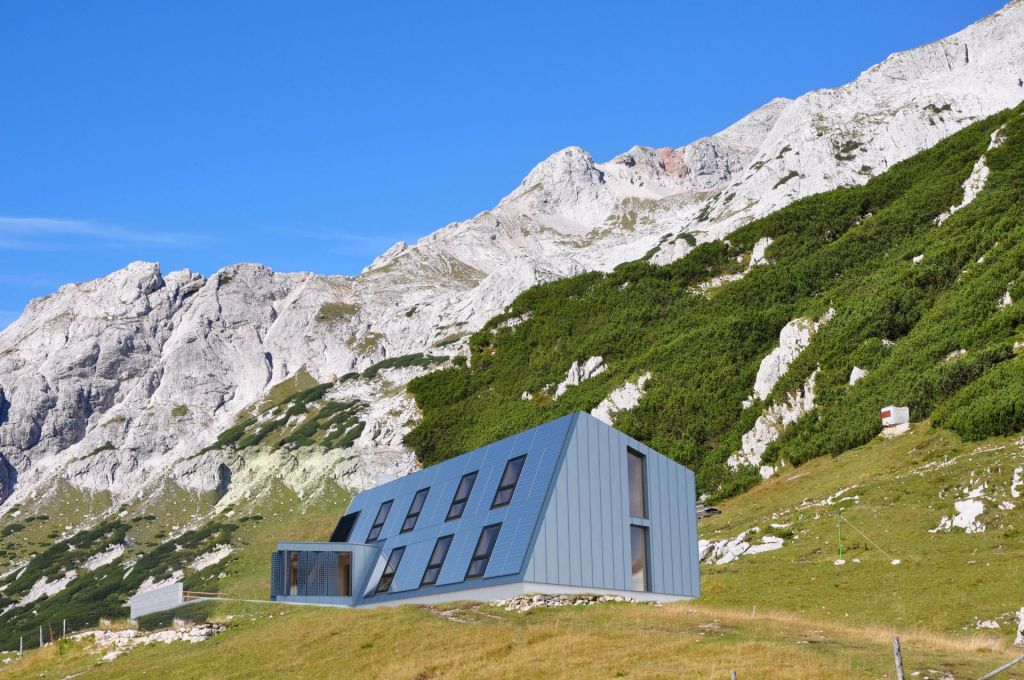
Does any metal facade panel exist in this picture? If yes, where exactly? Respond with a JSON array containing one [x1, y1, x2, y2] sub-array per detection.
[[275, 412, 698, 604], [525, 413, 698, 597], [269, 552, 282, 597], [336, 414, 575, 602]]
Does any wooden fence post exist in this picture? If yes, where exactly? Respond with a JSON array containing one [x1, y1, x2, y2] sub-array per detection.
[[892, 636, 905, 680], [977, 653, 1024, 680], [730, 672, 737, 680]]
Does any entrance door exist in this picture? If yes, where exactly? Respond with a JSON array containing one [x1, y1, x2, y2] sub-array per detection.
[[289, 552, 299, 595], [338, 552, 352, 596]]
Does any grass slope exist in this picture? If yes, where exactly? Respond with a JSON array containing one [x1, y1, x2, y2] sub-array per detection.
[[699, 424, 1024, 637], [2, 426, 1022, 677], [1, 599, 1016, 679], [405, 105, 1024, 500], [0, 478, 350, 650]]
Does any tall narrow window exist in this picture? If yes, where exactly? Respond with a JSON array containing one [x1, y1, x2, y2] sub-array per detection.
[[401, 488, 430, 533], [289, 552, 299, 596], [337, 552, 352, 597], [466, 523, 501, 579], [630, 525, 649, 592], [491, 455, 526, 508], [420, 534, 454, 586], [627, 449, 647, 518], [366, 500, 393, 542], [375, 546, 405, 594], [446, 471, 478, 521]]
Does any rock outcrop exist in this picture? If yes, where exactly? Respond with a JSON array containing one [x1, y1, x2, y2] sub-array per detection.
[[2, 2, 1024, 510]]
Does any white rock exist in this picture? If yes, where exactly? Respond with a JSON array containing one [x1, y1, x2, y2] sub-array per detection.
[[849, 366, 867, 385], [936, 126, 1006, 225], [1016, 608, 1024, 647], [731, 369, 819, 470], [83, 544, 126, 571], [7, 570, 77, 611], [749, 237, 773, 266], [553, 357, 607, 399], [745, 310, 832, 406], [700, 528, 785, 564], [3, 2, 1024, 511], [591, 373, 651, 425], [189, 544, 232, 572], [931, 484, 987, 534], [944, 348, 967, 362]]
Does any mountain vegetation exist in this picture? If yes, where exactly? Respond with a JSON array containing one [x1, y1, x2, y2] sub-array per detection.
[[407, 106, 1024, 500]]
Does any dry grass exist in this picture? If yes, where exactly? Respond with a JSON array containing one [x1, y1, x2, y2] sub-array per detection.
[[1, 599, 1017, 679]]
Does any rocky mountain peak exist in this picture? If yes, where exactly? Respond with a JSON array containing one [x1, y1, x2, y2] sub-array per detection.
[[1, 2, 1023, 511]]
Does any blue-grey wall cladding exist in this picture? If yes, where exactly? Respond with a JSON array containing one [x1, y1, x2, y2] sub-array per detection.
[[344, 413, 577, 600], [270, 411, 699, 605], [524, 414, 699, 597]]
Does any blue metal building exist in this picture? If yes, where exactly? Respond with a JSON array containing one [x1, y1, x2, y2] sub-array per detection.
[[269, 412, 699, 607]]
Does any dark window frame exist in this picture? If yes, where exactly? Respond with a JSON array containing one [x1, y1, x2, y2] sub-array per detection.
[[366, 500, 393, 542], [446, 471, 478, 521], [401, 487, 430, 533], [627, 448, 648, 519], [420, 534, 454, 587], [491, 455, 527, 508], [465, 523, 502, 580], [374, 546, 405, 594]]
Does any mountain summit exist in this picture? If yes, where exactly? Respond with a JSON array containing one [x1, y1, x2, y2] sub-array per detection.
[[1, 2, 1024, 508]]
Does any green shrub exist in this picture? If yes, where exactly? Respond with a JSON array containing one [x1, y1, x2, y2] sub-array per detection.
[[404, 106, 1024, 500]]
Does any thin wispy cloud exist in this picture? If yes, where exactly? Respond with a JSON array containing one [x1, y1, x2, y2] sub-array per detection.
[[0, 216, 208, 250]]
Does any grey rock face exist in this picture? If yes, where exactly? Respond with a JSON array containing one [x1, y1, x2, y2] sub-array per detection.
[[1, 2, 1023, 510]]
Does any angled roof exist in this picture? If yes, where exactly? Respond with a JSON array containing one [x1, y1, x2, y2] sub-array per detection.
[[342, 413, 577, 599]]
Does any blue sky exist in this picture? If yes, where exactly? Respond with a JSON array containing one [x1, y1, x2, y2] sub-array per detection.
[[0, 0, 1007, 328]]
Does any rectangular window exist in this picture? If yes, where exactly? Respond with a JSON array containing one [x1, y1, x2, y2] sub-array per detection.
[[627, 449, 647, 518], [366, 500, 393, 542], [446, 471, 478, 521], [420, 534, 454, 587], [466, 523, 501, 579], [491, 455, 526, 508], [337, 552, 352, 596], [630, 525, 649, 592], [401, 488, 430, 533], [375, 546, 405, 594]]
